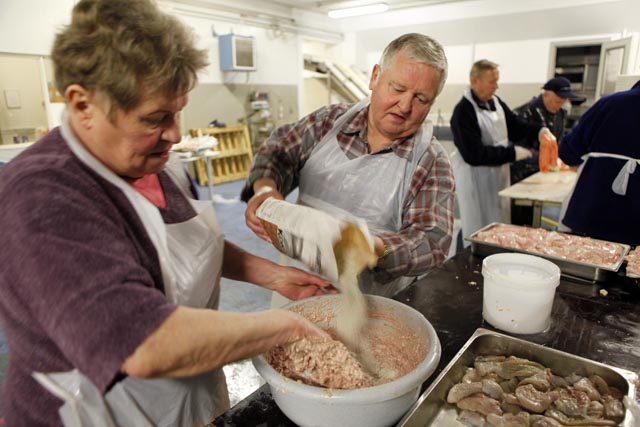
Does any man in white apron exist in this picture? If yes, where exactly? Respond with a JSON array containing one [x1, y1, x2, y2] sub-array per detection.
[[242, 34, 456, 301], [449, 59, 556, 241], [558, 80, 640, 245], [0, 2, 332, 426]]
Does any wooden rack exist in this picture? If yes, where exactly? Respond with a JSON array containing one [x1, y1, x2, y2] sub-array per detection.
[[188, 124, 253, 185]]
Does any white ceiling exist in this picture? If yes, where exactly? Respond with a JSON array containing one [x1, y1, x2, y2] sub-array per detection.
[[167, 0, 476, 20], [265, 0, 472, 15], [163, 0, 628, 42], [167, 0, 624, 25]]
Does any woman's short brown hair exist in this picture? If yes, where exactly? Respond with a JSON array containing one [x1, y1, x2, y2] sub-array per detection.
[[52, 0, 208, 112]]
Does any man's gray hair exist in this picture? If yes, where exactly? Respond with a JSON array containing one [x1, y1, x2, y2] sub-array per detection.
[[379, 33, 448, 94], [470, 59, 498, 80]]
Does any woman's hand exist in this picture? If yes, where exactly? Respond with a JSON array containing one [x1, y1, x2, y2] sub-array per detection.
[[263, 264, 338, 300], [275, 309, 332, 342], [222, 241, 337, 300]]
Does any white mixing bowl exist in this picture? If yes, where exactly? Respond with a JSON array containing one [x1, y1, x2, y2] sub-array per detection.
[[252, 294, 441, 427]]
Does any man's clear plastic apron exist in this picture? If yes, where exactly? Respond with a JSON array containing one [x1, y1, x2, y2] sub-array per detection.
[[559, 151, 640, 231], [450, 87, 510, 242], [33, 115, 229, 427], [273, 99, 431, 304]]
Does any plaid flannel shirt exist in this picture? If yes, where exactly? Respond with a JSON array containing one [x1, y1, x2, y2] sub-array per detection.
[[242, 103, 455, 281]]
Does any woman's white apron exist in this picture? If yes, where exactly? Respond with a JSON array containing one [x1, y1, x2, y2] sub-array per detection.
[[33, 114, 228, 427]]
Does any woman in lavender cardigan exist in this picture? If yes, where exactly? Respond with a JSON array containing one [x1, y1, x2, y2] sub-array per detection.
[[0, 1, 332, 426]]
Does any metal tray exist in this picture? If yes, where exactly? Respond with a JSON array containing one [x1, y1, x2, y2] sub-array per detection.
[[624, 247, 640, 280], [397, 328, 638, 427], [466, 223, 630, 282]]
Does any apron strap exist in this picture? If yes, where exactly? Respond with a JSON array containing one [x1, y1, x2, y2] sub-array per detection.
[[164, 153, 194, 198], [583, 152, 640, 195], [307, 99, 370, 158]]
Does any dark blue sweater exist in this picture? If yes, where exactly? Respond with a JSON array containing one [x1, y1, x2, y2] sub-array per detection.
[[450, 92, 541, 166], [560, 80, 640, 244]]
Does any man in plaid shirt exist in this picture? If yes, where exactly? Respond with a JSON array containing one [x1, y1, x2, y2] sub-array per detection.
[[241, 33, 455, 298]]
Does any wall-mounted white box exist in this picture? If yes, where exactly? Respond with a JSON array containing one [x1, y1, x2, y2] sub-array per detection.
[[219, 34, 256, 72]]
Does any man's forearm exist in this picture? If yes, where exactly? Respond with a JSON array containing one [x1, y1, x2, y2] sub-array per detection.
[[375, 224, 450, 280]]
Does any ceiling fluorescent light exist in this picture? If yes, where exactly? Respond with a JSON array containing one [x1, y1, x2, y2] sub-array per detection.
[[328, 2, 389, 19]]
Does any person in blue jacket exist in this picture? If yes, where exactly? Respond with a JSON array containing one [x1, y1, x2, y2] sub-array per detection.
[[559, 80, 640, 245]]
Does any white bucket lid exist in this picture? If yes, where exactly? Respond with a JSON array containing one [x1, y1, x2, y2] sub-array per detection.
[[482, 252, 561, 290]]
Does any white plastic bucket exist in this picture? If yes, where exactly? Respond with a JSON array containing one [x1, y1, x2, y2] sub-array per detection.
[[482, 253, 561, 334]]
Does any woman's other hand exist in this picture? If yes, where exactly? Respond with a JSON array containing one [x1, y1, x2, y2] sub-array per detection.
[[264, 264, 338, 300]]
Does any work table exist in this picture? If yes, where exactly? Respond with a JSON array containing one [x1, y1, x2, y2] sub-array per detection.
[[214, 248, 640, 426], [499, 169, 577, 204], [499, 170, 577, 227]]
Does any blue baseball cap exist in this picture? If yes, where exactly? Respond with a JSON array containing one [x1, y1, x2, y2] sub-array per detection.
[[543, 77, 578, 99]]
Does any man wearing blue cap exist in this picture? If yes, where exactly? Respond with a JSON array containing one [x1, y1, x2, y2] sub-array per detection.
[[514, 76, 579, 145], [509, 77, 579, 224]]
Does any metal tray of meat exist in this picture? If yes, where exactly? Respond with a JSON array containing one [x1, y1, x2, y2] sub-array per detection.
[[466, 223, 630, 282], [624, 247, 640, 280], [397, 328, 638, 427]]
